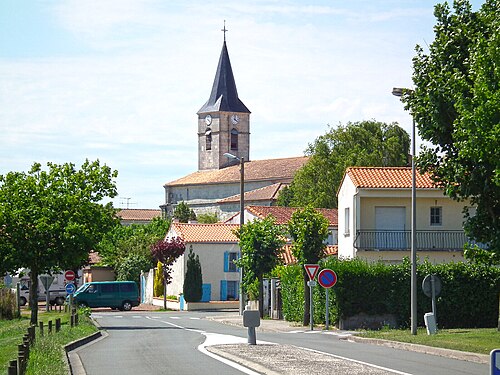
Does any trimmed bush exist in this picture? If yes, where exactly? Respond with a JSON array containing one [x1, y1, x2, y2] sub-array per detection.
[[279, 258, 500, 328]]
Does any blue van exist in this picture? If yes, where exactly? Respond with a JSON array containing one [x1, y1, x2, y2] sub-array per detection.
[[72, 281, 140, 311]]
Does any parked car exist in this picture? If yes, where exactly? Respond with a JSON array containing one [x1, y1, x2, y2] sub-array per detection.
[[70, 281, 140, 311]]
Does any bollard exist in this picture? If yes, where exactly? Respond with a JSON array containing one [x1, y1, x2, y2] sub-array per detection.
[[8, 359, 17, 375], [56, 318, 61, 332], [23, 340, 29, 361], [28, 326, 35, 345], [70, 314, 74, 328], [75, 313, 79, 326], [39, 321, 44, 337], [243, 308, 260, 345], [48, 320, 53, 334], [17, 344, 25, 375]]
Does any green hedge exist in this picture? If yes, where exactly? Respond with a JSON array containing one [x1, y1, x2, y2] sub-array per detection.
[[279, 258, 500, 328]]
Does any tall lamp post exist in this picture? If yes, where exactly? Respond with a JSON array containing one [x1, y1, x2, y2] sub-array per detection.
[[392, 87, 418, 335], [224, 152, 245, 315]]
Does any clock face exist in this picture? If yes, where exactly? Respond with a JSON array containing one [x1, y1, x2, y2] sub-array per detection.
[[204, 115, 212, 125], [231, 114, 240, 125]]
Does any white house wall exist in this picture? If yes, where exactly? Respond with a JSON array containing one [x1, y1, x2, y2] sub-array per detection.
[[168, 242, 241, 301], [337, 175, 357, 259]]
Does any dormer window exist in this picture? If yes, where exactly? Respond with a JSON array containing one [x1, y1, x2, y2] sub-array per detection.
[[231, 129, 238, 150]]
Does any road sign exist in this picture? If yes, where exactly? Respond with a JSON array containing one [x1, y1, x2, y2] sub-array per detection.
[[304, 264, 320, 280], [422, 274, 442, 297], [307, 280, 317, 287], [65, 283, 76, 295], [491, 349, 500, 375], [39, 275, 54, 292], [318, 269, 337, 288], [64, 270, 76, 281]]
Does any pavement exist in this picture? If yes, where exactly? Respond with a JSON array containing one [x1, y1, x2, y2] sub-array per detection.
[[204, 313, 490, 374]]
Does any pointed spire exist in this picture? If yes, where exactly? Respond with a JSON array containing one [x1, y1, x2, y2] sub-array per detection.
[[198, 23, 250, 114]]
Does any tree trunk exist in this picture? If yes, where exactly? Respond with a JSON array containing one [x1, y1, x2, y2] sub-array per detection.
[[29, 270, 39, 325], [303, 271, 310, 326], [163, 279, 167, 310]]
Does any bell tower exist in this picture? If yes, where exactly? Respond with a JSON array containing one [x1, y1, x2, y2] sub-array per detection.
[[197, 25, 251, 170]]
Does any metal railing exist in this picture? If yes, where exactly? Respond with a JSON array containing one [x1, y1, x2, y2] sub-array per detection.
[[354, 230, 485, 251]]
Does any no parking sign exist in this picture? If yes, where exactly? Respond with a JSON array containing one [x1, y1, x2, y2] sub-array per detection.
[[318, 268, 338, 330]]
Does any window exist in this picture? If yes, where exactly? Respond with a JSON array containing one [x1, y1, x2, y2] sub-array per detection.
[[224, 251, 239, 272], [101, 283, 118, 293], [206, 133, 212, 150], [344, 207, 350, 236], [227, 281, 238, 300], [430, 207, 442, 226], [119, 283, 135, 292], [230, 129, 238, 150]]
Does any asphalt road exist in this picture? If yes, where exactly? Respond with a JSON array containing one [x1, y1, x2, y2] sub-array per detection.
[[72, 310, 489, 375]]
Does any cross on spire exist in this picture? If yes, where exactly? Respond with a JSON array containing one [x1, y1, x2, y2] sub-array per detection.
[[221, 20, 228, 42]]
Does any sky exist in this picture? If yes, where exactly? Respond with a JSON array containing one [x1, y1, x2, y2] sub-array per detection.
[[0, 0, 485, 209]]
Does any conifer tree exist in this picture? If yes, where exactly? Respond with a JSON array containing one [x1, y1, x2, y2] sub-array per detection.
[[183, 246, 203, 302]]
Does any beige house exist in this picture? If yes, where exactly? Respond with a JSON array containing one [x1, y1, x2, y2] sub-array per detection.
[[337, 167, 477, 263], [165, 222, 241, 302]]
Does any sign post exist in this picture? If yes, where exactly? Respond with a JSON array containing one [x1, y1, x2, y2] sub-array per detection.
[[318, 269, 337, 330], [39, 275, 54, 312], [304, 264, 319, 331]]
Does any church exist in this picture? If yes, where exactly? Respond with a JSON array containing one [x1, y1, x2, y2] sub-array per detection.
[[161, 32, 308, 220]]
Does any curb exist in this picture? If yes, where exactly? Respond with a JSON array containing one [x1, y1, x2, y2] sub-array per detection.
[[65, 316, 107, 375], [342, 335, 490, 364]]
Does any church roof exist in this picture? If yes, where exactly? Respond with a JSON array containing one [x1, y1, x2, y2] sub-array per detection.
[[218, 183, 286, 204], [198, 41, 250, 114], [165, 156, 309, 187]]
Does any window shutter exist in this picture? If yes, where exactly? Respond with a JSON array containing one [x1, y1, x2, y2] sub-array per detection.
[[223, 251, 229, 272], [220, 280, 228, 301]]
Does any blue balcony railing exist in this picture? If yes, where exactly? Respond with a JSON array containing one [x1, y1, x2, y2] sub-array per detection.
[[354, 230, 485, 251]]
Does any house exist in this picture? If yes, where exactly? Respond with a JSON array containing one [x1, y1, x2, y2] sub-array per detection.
[[116, 208, 162, 225], [160, 35, 308, 220], [337, 167, 476, 263], [165, 222, 241, 302], [226, 205, 339, 250], [164, 205, 339, 303]]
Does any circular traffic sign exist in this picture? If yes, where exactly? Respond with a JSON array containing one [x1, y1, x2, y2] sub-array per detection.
[[65, 282, 76, 294], [64, 270, 76, 281], [422, 274, 442, 297], [318, 269, 337, 288]]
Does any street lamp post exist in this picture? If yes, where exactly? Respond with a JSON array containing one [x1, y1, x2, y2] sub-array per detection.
[[224, 152, 245, 315], [392, 87, 418, 335]]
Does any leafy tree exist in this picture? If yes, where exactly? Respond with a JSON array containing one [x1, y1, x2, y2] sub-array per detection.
[[288, 206, 329, 326], [278, 120, 410, 208], [115, 253, 152, 285], [96, 217, 170, 278], [402, 0, 500, 264], [150, 237, 185, 308], [0, 160, 117, 324], [183, 246, 203, 302], [235, 216, 285, 317], [173, 201, 196, 223], [196, 212, 219, 224]]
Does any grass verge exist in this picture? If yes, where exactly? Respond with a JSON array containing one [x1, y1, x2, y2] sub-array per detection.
[[0, 309, 98, 375], [359, 327, 499, 355]]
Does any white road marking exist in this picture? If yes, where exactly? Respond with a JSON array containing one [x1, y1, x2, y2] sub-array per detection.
[[145, 316, 262, 375], [189, 317, 201, 320], [170, 316, 181, 319]]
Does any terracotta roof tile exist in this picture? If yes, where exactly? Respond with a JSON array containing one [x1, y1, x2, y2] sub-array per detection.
[[245, 206, 338, 226], [346, 167, 436, 189], [165, 156, 308, 186], [116, 209, 162, 221], [218, 183, 286, 204], [170, 222, 239, 243], [281, 245, 338, 265]]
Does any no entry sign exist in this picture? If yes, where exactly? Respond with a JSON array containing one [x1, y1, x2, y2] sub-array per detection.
[[318, 269, 337, 288], [64, 270, 76, 281]]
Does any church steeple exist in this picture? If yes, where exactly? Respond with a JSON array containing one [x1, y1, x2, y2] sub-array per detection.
[[198, 40, 250, 114], [197, 26, 251, 171]]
